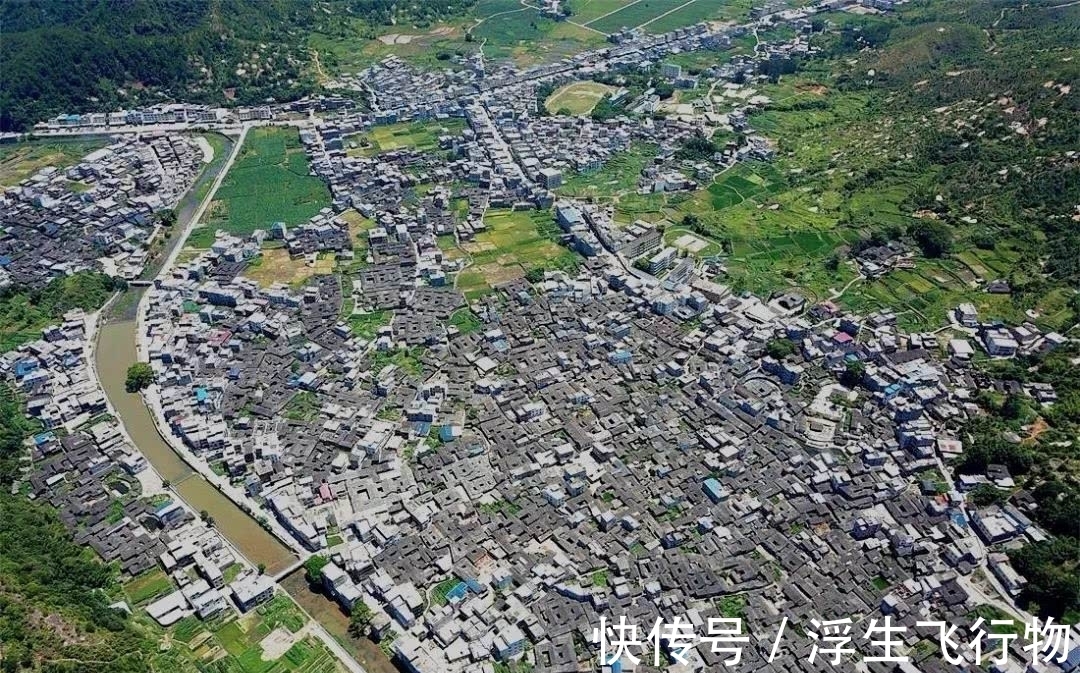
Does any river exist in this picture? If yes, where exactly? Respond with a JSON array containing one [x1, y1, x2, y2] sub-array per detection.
[[95, 320, 297, 574], [92, 131, 294, 574]]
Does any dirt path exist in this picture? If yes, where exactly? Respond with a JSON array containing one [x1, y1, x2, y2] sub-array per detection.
[[639, 0, 698, 30], [310, 49, 329, 86]]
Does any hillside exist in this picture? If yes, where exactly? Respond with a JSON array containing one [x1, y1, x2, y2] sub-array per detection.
[[0, 0, 479, 132]]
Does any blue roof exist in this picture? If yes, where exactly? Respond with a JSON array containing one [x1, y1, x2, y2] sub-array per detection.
[[446, 582, 469, 602], [195, 388, 208, 402], [33, 432, 55, 445]]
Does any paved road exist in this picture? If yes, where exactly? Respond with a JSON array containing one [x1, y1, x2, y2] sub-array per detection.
[[110, 121, 370, 673]]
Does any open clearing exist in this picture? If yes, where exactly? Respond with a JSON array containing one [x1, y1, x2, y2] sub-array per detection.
[[0, 139, 107, 187], [544, 81, 616, 115], [244, 248, 336, 288], [455, 209, 580, 299], [189, 127, 330, 245], [159, 594, 339, 672], [586, 0, 717, 34], [348, 119, 465, 156]]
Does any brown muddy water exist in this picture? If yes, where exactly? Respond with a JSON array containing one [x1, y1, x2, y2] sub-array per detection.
[[95, 319, 296, 575]]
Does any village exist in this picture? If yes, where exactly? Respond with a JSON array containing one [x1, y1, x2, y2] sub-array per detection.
[[2, 0, 1078, 672]]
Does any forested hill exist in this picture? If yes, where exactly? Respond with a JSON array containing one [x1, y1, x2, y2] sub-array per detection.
[[0, 0, 478, 133]]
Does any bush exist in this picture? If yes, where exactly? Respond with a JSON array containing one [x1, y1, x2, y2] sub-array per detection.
[[766, 338, 796, 360]]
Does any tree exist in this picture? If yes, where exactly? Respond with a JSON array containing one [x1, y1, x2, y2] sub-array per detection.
[[909, 220, 953, 258], [199, 510, 215, 527], [633, 257, 651, 272], [1000, 393, 1030, 421], [969, 483, 1008, 507], [304, 554, 330, 585], [840, 361, 865, 388], [766, 338, 796, 360], [257, 563, 266, 575], [675, 130, 718, 161], [158, 208, 178, 227], [349, 601, 374, 637], [124, 362, 154, 392], [525, 267, 546, 284]]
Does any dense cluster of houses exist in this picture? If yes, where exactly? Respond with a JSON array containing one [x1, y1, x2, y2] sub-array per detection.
[[0, 310, 279, 628], [129, 181, 1075, 673], [0, 135, 205, 287], [5, 1, 1077, 671]]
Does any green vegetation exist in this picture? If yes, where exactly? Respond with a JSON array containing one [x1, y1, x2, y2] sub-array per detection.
[[125, 362, 155, 392], [871, 576, 890, 592], [304, 554, 330, 584], [957, 343, 1080, 620], [348, 601, 374, 637], [717, 595, 746, 620], [477, 500, 522, 516], [190, 126, 330, 244], [350, 119, 465, 156], [454, 208, 580, 297], [431, 577, 463, 607], [448, 307, 483, 334], [590, 570, 609, 588], [370, 347, 425, 377], [0, 138, 108, 186], [765, 338, 797, 360], [558, 142, 656, 202], [284, 391, 322, 422], [543, 81, 615, 115], [966, 605, 1022, 636], [348, 310, 390, 339], [0, 386, 162, 672], [123, 568, 174, 605], [0, 271, 121, 352], [0, 1, 319, 132]]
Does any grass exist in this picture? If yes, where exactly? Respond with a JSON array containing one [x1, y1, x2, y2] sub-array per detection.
[[283, 391, 321, 421], [244, 248, 336, 287], [967, 605, 1022, 636], [544, 81, 616, 115], [473, 3, 606, 65], [717, 595, 746, 620], [124, 568, 174, 605], [370, 347, 425, 377], [431, 577, 464, 607], [558, 142, 657, 200], [190, 127, 329, 244], [347, 310, 389, 339], [0, 138, 108, 187], [454, 208, 580, 295], [349, 119, 465, 156], [871, 576, 890, 592], [162, 594, 328, 673], [448, 307, 482, 334], [588, 0, 700, 34]]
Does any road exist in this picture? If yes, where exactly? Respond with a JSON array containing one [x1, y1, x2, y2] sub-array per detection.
[[81, 120, 369, 673], [161, 123, 248, 266]]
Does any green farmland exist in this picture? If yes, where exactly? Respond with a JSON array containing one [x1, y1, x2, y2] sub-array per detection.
[[349, 119, 466, 156], [455, 209, 581, 299], [189, 127, 330, 246]]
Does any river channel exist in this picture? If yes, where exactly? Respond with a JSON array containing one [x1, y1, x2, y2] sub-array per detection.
[[95, 319, 297, 575]]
